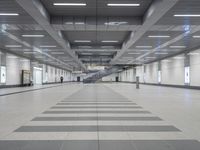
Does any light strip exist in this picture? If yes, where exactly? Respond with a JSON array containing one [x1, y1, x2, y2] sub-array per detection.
[[128, 53, 141, 55], [193, 35, 200, 38], [40, 45, 57, 48], [22, 35, 44, 37], [101, 40, 119, 43], [54, 3, 86, 6], [107, 3, 140, 7], [174, 14, 200, 17], [0, 13, 19, 16], [74, 40, 91, 43], [136, 46, 152, 48], [170, 46, 186, 48], [5, 45, 22, 48], [148, 35, 170, 38], [23, 51, 37, 54], [187, 52, 200, 55], [101, 46, 115, 48]]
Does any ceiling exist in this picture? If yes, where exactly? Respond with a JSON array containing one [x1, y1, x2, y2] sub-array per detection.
[[0, 0, 200, 71]]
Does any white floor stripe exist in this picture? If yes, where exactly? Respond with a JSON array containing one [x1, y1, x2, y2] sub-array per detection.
[[38, 114, 155, 117], [2, 132, 192, 140]]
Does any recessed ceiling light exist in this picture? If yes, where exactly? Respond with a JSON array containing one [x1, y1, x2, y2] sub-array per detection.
[[107, 3, 140, 7], [5, 45, 22, 48], [128, 52, 141, 55], [78, 46, 92, 49], [22, 35, 44, 37], [54, 3, 86, 6], [170, 46, 186, 48], [23, 51, 37, 54], [187, 52, 200, 55], [193, 35, 200, 38], [81, 53, 93, 55], [101, 40, 119, 43], [74, 40, 91, 43], [40, 45, 57, 48], [174, 14, 200, 17], [136, 46, 152, 48], [75, 22, 85, 25], [105, 22, 128, 26], [0, 13, 19, 16], [148, 35, 170, 38], [101, 46, 115, 48]]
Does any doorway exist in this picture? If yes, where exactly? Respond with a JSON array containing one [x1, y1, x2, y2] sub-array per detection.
[[34, 67, 42, 85], [77, 76, 81, 82], [116, 76, 119, 82]]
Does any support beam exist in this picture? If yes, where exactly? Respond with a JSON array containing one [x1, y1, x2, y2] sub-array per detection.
[[111, 0, 180, 64], [129, 25, 200, 64], [16, 0, 86, 70]]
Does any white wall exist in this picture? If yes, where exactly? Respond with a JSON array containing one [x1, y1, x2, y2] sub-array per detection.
[[136, 66, 145, 83], [145, 62, 158, 84], [119, 68, 136, 82], [161, 55, 185, 85], [6, 54, 30, 85], [102, 73, 118, 82], [190, 49, 200, 86]]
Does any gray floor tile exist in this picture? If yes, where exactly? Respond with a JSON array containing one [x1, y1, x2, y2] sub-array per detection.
[[1, 140, 200, 150], [15, 125, 180, 132]]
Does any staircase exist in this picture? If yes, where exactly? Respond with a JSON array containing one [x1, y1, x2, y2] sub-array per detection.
[[83, 66, 121, 83]]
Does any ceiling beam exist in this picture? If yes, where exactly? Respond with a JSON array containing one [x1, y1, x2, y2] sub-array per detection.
[[0, 30, 72, 71], [16, 0, 86, 70], [129, 25, 200, 64], [110, 0, 180, 64]]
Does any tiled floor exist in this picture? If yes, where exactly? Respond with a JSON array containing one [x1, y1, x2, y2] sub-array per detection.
[[0, 83, 200, 149]]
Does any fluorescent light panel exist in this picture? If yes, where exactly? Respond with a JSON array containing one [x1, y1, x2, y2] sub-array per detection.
[[136, 46, 152, 48], [53, 3, 86, 6], [0, 13, 19, 16], [187, 52, 200, 55], [101, 40, 119, 43], [170, 46, 186, 48], [174, 14, 200, 17], [22, 35, 44, 37], [128, 52, 141, 55], [193, 35, 200, 38], [148, 35, 170, 38], [107, 3, 140, 6], [5, 45, 22, 48], [40, 45, 57, 48], [74, 40, 91, 43]]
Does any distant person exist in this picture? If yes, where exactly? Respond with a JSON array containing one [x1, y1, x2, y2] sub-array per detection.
[[60, 76, 63, 83]]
